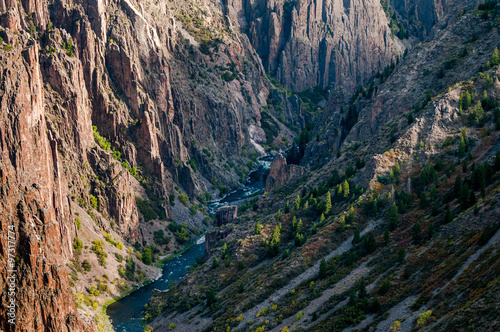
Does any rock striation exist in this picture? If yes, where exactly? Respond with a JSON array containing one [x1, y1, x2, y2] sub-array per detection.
[[226, 0, 404, 92]]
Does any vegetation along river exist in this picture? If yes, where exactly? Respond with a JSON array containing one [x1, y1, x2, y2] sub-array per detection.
[[107, 155, 274, 331]]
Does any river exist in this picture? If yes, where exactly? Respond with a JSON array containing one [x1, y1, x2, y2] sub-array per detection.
[[107, 155, 273, 331]]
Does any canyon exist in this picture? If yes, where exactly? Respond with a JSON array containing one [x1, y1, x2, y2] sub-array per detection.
[[0, 0, 499, 332]]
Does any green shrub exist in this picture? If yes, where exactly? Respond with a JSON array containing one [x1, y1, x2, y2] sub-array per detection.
[[189, 158, 197, 171], [73, 237, 83, 251], [112, 149, 122, 161], [153, 230, 171, 245], [142, 247, 153, 265], [92, 126, 111, 150], [91, 240, 107, 266], [254, 221, 262, 235], [179, 193, 189, 206], [168, 221, 191, 244], [82, 260, 91, 271], [189, 205, 197, 216], [135, 197, 157, 222], [62, 37, 74, 57], [129, 166, 138, 177], [125, 257, 135, 280], [89, 194, 98, 209]]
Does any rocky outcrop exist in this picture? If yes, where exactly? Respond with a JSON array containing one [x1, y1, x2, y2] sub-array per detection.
[[227, 0, 403, 92], [214, 206, 238, 227], [205, 227, 233, 254], [266, 154, 307, 191]]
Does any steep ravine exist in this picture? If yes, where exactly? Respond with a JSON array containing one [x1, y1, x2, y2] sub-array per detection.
[[0, 0, 438, 331]]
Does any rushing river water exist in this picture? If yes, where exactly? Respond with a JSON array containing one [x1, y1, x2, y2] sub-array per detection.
[[107, 155, 273, 331]]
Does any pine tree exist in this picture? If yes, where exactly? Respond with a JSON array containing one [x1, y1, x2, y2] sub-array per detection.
[[319, 258, 328, 278], [284, 201, 290, 214], [297, 219, 304, 234], [268, 225, 281, 256], [397, 248, 406, 264], [465, 91, 472, 109], [459, 93, 464, 115], [408, 112, 415, 124], [388, 203, 399, 231], [221, 243, 228, 260], [366, 232, 377, 253], [358, 279, 367, 299], [469, 102, 484, 125], [458, 136, 466, 158], [384, 229, 390, 245], [275, 209, 281, 221], [394, 162, 401, 180], [295, 233, 305, 246], [491, 47, 500, 66], [353, 228, 361, 244], [412, 222, 422, 244], [206, 289, 217, 307], [427, 224, 434, 240], [337, 184, 343, 197], [294, 195, 301, 210], [419, 192, 428, 209], [347, 205, 355, 223], [291, 215, 298, 231], [444, 205, 454, 224], [254, 221, 262, 235], [324, 191, 332, 215], [319, 213, 325, 223], [342, 180, 350, 199], [454, 174, 462, 198]]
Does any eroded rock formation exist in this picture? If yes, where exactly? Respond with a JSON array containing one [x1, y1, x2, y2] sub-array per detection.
[[214, 206, 238, 227], [266, 154, 308, 191], [226, 0, 404, 92]]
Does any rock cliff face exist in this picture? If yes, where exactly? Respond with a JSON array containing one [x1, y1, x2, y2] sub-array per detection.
[[226, 0, 403, 92], [0, 40, 95, 331], [0, 0, 271, 329], [302, 0, 490, 170], [214, 206, 238, 227], [265, 154, 308, 191], [392, 0, 449, 37]]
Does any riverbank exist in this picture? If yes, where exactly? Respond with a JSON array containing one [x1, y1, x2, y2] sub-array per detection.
[[107, 155, 273, 331]]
